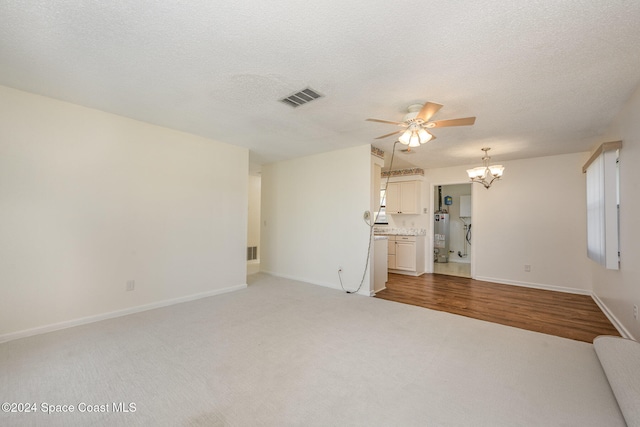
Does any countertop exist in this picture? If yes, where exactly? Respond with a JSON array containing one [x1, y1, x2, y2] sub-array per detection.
[[374, 227, 427, 236]]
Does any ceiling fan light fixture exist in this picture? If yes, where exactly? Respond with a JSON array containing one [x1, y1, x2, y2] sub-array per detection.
[[408, 132, 421, 147], [366, 100, 476, 148], [417, 128, 433, 144], [399, 129, 412, 145]]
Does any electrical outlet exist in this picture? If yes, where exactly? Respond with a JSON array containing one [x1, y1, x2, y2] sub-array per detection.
[[634, 304, 638, 320], [524, 265, 531, 272], [126, 280, 135, 291]]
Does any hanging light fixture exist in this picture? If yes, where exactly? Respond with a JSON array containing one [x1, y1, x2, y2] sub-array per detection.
[[467, 148, 504, 189], [398, 124, 433, 148]]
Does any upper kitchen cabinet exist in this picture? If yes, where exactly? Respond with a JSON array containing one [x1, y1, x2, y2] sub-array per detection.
[[385, 181, 421, 214]]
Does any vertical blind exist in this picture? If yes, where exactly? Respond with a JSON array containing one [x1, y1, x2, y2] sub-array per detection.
[[584, 142, 620, 270], [586, 154, 605, 265]]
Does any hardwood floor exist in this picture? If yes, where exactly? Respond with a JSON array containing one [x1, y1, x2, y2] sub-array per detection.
[[375, 273, 620, 343]]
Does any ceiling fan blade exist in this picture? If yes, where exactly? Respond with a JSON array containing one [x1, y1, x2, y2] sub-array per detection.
[[374, 130, 402, 139], [416, 102, 443, 122], [429, 117, 476, 128], [366, 118, 404, 125]]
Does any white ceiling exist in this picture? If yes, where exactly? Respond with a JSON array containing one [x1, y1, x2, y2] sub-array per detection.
[[2, 1, 640, 171]]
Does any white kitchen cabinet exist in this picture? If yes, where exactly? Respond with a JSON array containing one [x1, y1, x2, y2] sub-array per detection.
[[387, 236, 396, 269], [383, 234, 425, 276], [385, 181, 421, 214], [385, 183, 400, 214], [395, 236, 416, 271]]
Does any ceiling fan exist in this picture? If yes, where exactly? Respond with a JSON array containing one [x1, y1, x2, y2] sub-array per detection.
[[366, 102, 476, 149]]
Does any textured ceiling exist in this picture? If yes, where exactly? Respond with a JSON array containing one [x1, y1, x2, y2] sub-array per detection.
[[2, 1, 640, 171]]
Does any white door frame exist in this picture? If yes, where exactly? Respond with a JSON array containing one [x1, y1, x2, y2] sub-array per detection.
[[426, 181, 476, 278]]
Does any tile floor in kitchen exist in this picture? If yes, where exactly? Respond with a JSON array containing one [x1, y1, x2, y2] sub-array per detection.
[[433, 261, 471, 278]]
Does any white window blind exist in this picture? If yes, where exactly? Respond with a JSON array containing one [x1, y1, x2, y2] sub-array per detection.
[[583, 141, 620, 270]]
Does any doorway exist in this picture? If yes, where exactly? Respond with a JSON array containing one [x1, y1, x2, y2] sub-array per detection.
[[431, 184, 472, 278], [247, 173, 261, 276]]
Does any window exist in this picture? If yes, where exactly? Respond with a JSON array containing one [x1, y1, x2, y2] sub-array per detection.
[[374, 189, 388, 224], [584, 141, 621, 270]]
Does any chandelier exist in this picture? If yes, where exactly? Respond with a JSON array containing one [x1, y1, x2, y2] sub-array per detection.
[[466, 148, 504, 189]]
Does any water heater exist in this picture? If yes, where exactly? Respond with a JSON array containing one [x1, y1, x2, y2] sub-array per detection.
[[434, 213, 449, 263]]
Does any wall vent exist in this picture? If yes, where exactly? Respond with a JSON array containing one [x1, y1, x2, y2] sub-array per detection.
[[247, 246, 258, 261], [279, 87, 323, 108]]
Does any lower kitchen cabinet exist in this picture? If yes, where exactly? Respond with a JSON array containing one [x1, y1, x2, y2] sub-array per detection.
[[384, 235, 425, 276], [395, 236, 416, 270], [388, 237, 396, 269]]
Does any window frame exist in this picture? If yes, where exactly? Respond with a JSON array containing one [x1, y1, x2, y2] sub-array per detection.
[[583, 141, 621, 270]]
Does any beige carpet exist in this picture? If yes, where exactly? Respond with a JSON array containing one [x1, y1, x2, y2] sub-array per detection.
[[0, 273, 624, 426]]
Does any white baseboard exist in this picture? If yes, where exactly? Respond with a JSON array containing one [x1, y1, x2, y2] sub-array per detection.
[[473, 276, 591, 295], [374, 286, 387, 295], [591, 293, 635, 340], [247, 261, 261, 275], [0, 283, 247, 344], [388, 269, 424, 277], [261, 270, 371, 296], [261, 270, 341, 291]]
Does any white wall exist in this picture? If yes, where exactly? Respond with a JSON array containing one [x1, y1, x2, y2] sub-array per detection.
[[424, 152, 592, 294], [0, 85, 248, 339], [591, 82, 640, 340], [261, 145, 373, 295]]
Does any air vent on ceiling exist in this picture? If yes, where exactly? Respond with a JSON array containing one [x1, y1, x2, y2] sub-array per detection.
[[279, 87, 323, 108]]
